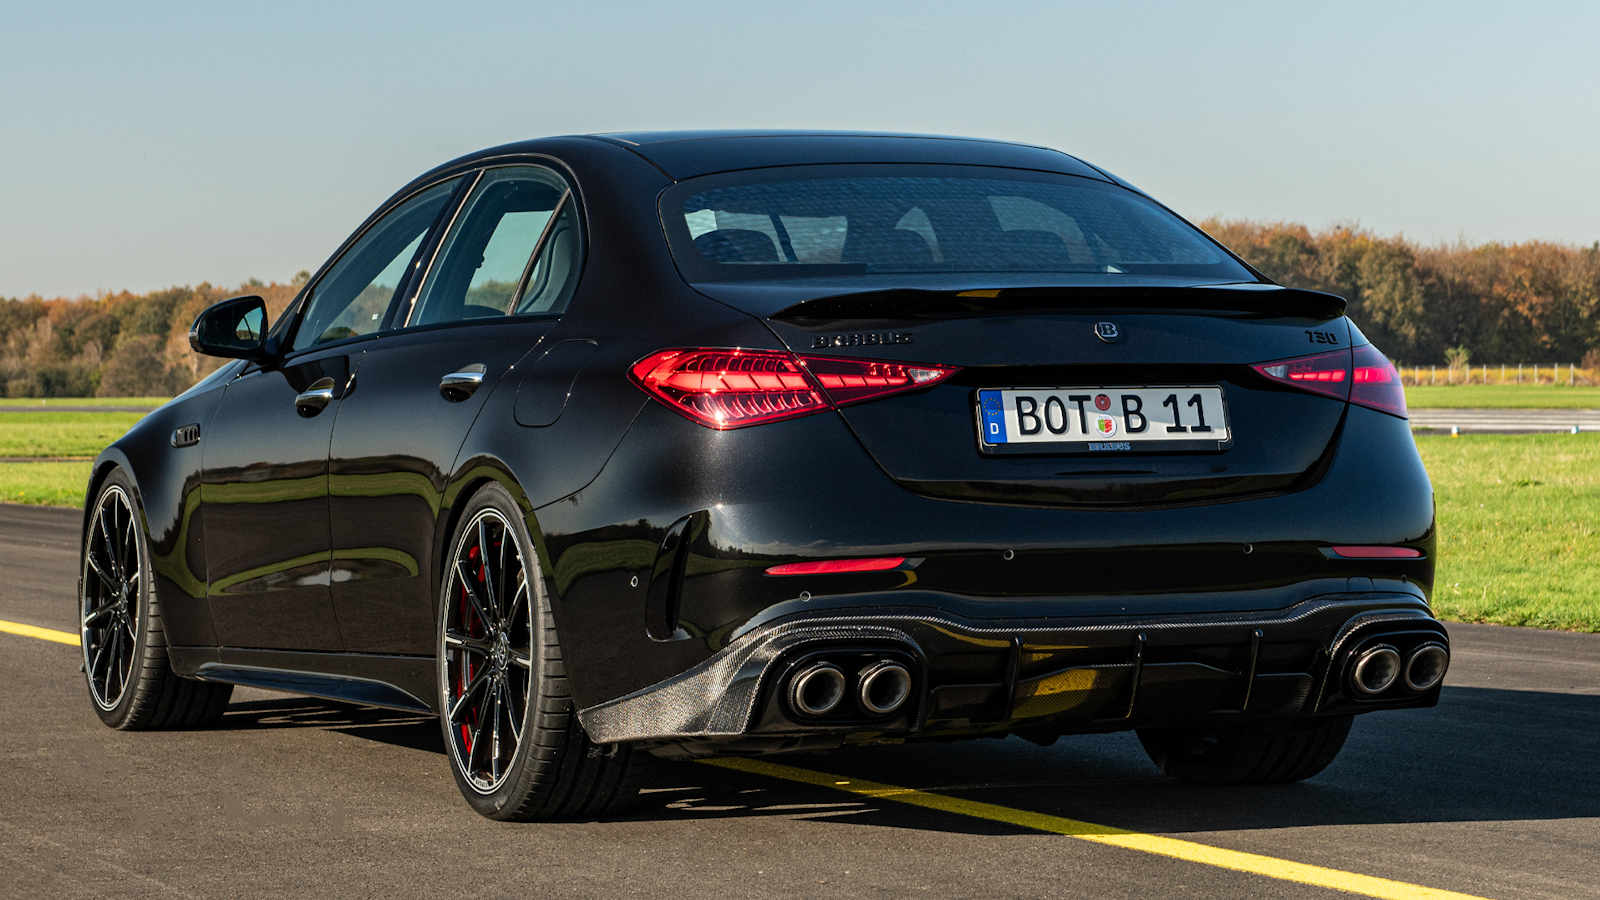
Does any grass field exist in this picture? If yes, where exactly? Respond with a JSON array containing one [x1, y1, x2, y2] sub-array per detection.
[[0, 396, 168, 407], [1405, 384, 1600, 408], [1416, 433, 1599, 632], [0, 461, 93, 507], [0, 412, 146, 458], [0, 411, 1594, 631]]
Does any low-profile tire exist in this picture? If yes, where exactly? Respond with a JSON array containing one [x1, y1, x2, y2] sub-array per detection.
[[81, 468, 233, 730], [1136, 715, 1354, 785], [437, 482, 649, 820]]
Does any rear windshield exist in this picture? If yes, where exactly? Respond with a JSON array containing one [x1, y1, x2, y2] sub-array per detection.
[[660, 164, 1252, 283]]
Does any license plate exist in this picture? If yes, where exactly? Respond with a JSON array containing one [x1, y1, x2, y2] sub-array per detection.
[[976, 386, 1231, 453]]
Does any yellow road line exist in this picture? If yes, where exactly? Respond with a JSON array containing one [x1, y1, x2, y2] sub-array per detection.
[[0, 620, 1498, 899], [0, 619, 79, 646], [705, 757, 1494, 900]]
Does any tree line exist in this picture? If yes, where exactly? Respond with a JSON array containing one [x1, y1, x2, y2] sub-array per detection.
[[2, 221, 1598, 397], [1200, 219, 1600, 369], [0, 275, 304, 398]]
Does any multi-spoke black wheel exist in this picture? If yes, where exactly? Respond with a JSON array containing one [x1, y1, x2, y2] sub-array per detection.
[[83, 481, 140, 712], [438, 482, 648, 820], [80, 468, 233, 730], [442, 505, 534, 793]]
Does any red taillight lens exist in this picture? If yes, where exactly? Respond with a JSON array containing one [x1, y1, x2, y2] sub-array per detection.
[[1330, 546, 1423, 559], [1251, 349, 1352, 401], [631, 348, 960, 429], [629, 349, 828, 429], [798, 355, 959, 406], [764, 557, 907, 576], [1251, 344, 1408, 419], [1350, 344, 1408, 418]]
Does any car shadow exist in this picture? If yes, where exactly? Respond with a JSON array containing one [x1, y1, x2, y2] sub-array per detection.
[[216, 686, 1600, 834], [219, 696, 445, 754], [619, 685, 1600, 834]]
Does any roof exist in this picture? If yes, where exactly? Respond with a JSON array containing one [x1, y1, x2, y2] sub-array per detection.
[[581, 130, 1115, 183]]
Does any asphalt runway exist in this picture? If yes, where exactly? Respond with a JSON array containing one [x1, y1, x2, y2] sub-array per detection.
[[2, 504, 1597, 900], [1409, 407, 1600, 434]]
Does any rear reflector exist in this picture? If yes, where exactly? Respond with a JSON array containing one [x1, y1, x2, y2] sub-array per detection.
[[1251, 349, 1351, 401], [1329, 546, 1423, 559], [765, 557, 907, 576], [631, 348, 959, 429], [1350, 344, 1408, 418]]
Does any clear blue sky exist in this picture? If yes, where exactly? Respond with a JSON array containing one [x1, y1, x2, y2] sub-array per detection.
[[2, 0, 1596, 298]]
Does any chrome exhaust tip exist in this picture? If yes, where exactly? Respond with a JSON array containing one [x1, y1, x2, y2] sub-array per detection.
[[789, 663, 847, 717], [857, 661, 912, 716], [1351, 645, 1403, 696], [1404, 642, 1449, 692]]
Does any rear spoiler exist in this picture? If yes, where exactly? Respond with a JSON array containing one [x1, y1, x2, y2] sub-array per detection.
[[769, 285, 1346, 321]]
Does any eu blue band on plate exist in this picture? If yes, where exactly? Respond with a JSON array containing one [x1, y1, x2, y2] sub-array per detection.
[[979, 390, 1007, 442]]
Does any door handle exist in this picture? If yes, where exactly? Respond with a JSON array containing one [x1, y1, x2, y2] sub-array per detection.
[[441, 364, 488, 402], [295, 377, 337, 417]]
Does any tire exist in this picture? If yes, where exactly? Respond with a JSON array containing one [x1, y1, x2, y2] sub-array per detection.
[[1136, 715, 1354, 785], [81, 468, 233, 730], [437, 482, 649, 820]]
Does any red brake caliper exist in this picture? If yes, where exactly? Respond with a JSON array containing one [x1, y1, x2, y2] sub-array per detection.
[[459, 544, 483, 753]]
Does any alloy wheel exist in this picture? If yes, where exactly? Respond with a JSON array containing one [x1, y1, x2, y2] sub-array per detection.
[[81, 484, 141, 710], [441, 509, 534, 794]]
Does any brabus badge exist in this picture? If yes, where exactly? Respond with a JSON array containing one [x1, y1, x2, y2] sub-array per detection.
[[812, 331, 914, 349], [1094, 321, 1120, 343]]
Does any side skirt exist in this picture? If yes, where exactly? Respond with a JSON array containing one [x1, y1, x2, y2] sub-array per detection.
[[172, 646, 437, 713]]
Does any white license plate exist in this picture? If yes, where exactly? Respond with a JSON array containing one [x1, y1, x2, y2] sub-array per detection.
[[976, 386, 1230, 452]]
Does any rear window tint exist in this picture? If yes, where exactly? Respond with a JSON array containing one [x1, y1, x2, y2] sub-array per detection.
[[661, 165, 1248, 283]]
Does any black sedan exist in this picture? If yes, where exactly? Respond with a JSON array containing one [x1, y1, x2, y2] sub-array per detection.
[[80, 130, 1446, 820]]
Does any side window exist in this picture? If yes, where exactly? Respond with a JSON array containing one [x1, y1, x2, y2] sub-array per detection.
[[407, 166, 581, 327], [291, 178, 461, 352]]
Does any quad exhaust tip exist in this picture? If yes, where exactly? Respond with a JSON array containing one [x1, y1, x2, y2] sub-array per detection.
[[1351, 645, 1403, 696], [857, 661, 912, 716], [789, 663, 846, 716], [1404, 642, 1449, 692]]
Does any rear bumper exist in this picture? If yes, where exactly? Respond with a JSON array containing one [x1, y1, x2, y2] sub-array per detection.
[[536, 401, 1435, 712], [577, 592, 1447, 752]]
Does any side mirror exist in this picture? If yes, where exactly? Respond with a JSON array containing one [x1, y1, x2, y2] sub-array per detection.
[[189, 296, 271, 360]]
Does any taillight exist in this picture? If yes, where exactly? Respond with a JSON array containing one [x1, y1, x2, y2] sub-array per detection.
[[1350, 344, 1407, 418], [765, 557, 907, 576], [630, 348, 959, 429], [1251, 345, 1407, 419], [630, 349, 828, 429], [1251, 349, 1351, 401], [800, 356, 958, 406]]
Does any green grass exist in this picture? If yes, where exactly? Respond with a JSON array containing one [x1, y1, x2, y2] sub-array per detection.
[[1406, 384, 1600, 408], [0, 461, 93, 507], [0, 396, 168, 407], [1418, 433, 1600, 631], [0, 412, 146, 458]]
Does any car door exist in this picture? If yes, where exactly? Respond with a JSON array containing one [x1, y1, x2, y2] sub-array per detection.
[[201, 176, 463, 651], [328, 165, 582, 655]]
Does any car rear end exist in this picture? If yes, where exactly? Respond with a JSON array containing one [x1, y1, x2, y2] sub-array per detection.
[[560, 146, 1444, 761]]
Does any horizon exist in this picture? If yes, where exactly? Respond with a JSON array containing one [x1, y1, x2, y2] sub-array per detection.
[[3, 0, 1596, 298], [11, 213, 1599, 306]]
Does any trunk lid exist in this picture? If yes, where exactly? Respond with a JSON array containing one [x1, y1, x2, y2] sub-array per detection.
[[702, 282, 1352, 507]]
